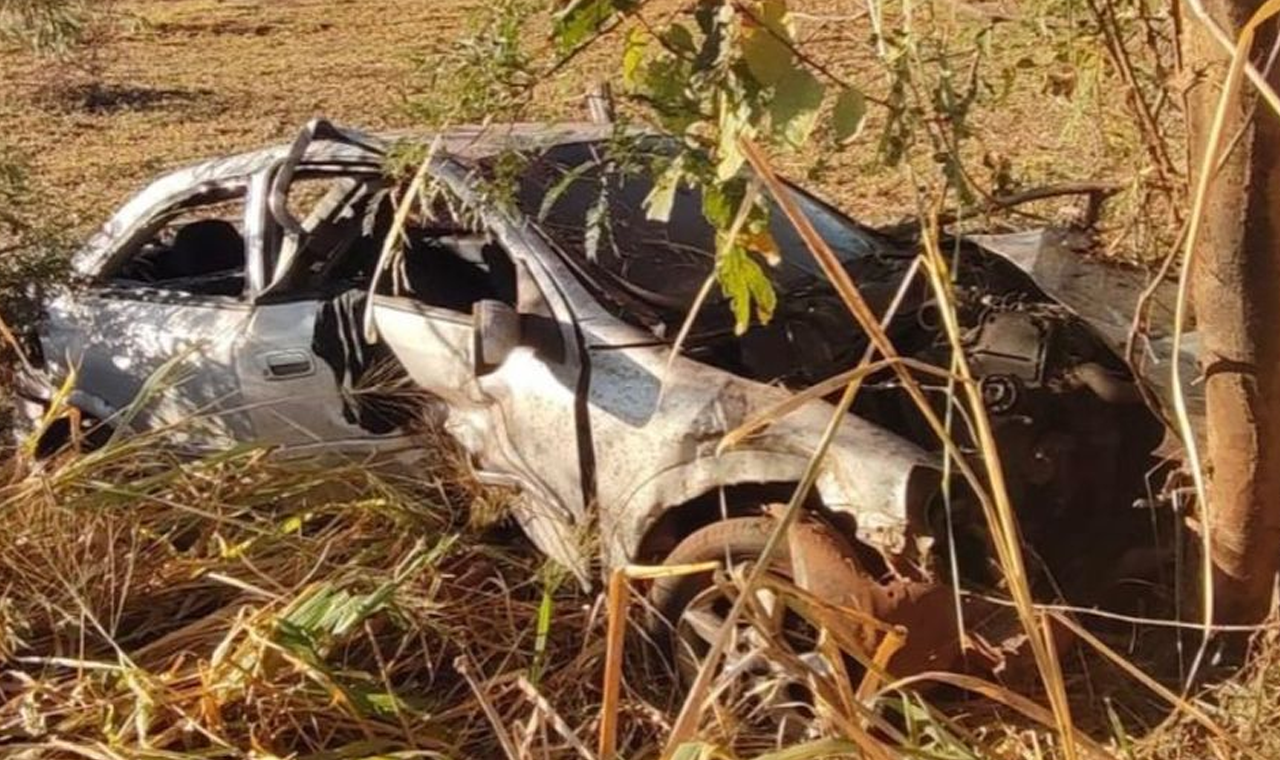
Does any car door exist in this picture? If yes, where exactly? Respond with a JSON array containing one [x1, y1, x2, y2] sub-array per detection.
[[234, 170, 422, 453], [41, 178, 260, 446], [368, 206, 589, 579]]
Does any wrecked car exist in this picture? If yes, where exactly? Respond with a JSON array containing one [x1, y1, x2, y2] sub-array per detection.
[[13, 119, 1180, 688]]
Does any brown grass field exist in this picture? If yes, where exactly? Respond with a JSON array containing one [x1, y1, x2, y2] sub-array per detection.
[[1, 0, 476, 232], [2, 1, 1277, 758], [2, 0, 1161, 237]]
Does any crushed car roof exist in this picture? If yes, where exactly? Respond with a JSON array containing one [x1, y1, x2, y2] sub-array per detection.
[[73, 122, 616, 276]]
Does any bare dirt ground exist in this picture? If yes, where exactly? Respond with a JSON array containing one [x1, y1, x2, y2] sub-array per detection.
[[0, 0, 479, 232]]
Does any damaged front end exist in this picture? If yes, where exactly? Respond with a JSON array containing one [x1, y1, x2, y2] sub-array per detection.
[[517, 139, 1168, 609]]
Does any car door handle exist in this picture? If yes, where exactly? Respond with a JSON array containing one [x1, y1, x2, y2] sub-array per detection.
[[262, 350, 315, 379]]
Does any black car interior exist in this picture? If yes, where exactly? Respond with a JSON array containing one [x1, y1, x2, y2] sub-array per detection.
[[113, 187, 250, 298], [115, 218, 248, 297], [389, 233, 517, 312], [295, 174, 537, 432]]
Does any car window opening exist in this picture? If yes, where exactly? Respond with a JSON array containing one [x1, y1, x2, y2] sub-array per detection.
[[300, 177, 563, 434], [384, 221, 566, 362], [285, 181, 414, 436], [381, 232, 512, 310], [113, 195, 248, 298]]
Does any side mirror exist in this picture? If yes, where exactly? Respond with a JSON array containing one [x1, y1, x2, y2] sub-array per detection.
[[473, 300, 520, 374]]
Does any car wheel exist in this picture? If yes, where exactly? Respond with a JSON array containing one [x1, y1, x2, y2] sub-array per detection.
[[647, 516, 878, 740], [648, 515, 959, 739]]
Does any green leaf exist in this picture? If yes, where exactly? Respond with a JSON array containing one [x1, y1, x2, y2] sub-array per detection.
[[832, 86, 867, 143], [272, 539, 454, 661], [770, 66, 825, 149], [537, 161, 596, 221], [640, 55, 697, 133], [349, 687, 413, 719], [622, 27, 647, 90], [660, 23, 696, 55], [716, 131, 745, 181], [740, 7, 792, 87], [716, 99, 753, 181], [670, 742, 727, 760], [750, 738, 860, 760], [702, 181, 741, 229], [718, 245, 777, 334], [755, 0, 791, 33], [584, 182, 612, 260], [529, 564, 566, 684], [552, 0, 634, 52]]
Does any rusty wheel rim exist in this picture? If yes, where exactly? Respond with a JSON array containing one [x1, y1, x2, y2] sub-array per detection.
[[672, 565, 832, 743]]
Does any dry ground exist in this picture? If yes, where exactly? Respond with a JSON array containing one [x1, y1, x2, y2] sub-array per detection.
[[1, 0, 1166, 242], [0, 0, 480, 233]]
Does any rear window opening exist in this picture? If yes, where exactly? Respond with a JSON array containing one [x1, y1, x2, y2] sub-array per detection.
[[112, 192, 248, 298]]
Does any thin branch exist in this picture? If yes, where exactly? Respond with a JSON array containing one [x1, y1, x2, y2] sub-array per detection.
[[1085, 0, 1180, 185]]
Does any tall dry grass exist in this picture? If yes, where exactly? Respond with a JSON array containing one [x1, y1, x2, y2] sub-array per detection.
[[0, 409, 618, 758], [3, 387, 1278, 759]]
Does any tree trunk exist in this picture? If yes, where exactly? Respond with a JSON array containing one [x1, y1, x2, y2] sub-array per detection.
[[1185, 0, 1280, 623]]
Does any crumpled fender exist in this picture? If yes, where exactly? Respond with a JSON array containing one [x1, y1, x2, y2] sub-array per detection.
[[605, 425, 940, 571]]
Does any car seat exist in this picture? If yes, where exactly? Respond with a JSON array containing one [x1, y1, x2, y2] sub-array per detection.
[[155, 219, 246, 280]]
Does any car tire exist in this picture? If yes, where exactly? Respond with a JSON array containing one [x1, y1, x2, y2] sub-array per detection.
[[646, 515, 871, 740], [648, 515, 881, 649], [649, 516, 798, 636], [648, 515, 960, 690]]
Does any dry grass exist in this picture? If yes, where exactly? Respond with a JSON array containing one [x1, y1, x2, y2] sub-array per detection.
[[2, 419, 1276, 759], [1, 0, 1172, 243], [0, 437, 608, 757]]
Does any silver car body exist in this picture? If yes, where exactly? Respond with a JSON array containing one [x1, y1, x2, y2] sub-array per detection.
[[29, 121, 1040, 584]]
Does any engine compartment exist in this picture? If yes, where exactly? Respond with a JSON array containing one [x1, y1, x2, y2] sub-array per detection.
[[680, 239, 1169, 602]]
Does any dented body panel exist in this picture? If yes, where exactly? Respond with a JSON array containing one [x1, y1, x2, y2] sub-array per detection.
[[583, 335, 937, 568], [371, 153, 939, 580]]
